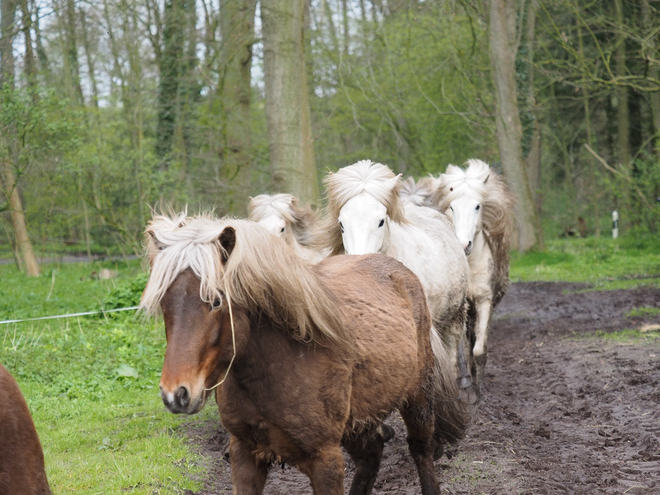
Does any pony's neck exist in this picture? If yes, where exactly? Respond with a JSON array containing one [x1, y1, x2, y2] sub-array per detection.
[[467, 229, 487, 266]]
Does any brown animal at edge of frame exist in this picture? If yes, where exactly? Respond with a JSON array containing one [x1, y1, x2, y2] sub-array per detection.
[[0, 363, 51, 495]]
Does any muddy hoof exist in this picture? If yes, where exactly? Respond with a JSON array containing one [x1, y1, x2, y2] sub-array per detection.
[[459, 374, 473, 389], [379, 423, 395, 442]]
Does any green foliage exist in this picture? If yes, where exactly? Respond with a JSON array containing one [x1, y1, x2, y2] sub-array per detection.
[[102, 271, 149, 310], [311, 6, 495, 175], [0, 262, 206, 493]]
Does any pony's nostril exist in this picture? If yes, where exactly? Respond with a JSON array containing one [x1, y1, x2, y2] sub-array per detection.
[[467, 241, 472, 250], [174, 386, 190, 409]]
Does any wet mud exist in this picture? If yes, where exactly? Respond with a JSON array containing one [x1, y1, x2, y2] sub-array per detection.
[[182, 282, 660, 494]]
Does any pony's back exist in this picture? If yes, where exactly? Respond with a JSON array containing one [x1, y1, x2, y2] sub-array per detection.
[[315, 254, 469, 443]]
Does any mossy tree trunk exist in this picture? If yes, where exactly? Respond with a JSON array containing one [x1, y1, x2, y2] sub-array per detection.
[[261, 0, 320, 206]]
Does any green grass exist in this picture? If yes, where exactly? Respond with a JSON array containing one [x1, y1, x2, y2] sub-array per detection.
[[510, 236, 660, 290], [583, 328, 660, 344], [0, 262, 210, 494], [627, 306, 660, 318]]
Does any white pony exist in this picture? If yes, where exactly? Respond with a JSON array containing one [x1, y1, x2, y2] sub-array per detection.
[[398, 176, 439, 207], [320, 160, 471, 391], [248, 193, 326, 264], [430, 159, 515, 391]]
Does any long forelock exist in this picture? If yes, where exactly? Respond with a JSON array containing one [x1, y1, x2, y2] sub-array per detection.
[[248, 194, 318, 247], [320, 160, 406, 255], [141, 217, 227, 316], [400, 176, 435, 206], [249, 194, 297, 224], [141, 214, 353, 351], [435, 163, 488, 210]]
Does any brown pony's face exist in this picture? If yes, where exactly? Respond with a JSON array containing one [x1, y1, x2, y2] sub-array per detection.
[[159, 268, 244, 415]]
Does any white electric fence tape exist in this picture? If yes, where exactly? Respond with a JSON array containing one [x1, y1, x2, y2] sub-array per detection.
[[0, 306, 140, 325]]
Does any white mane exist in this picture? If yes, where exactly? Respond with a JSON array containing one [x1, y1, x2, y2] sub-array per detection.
[[249, 193, 300, 224], [399, 177, 438, 207], [325, 160, 401, 208], [437, 159, 490, 205]]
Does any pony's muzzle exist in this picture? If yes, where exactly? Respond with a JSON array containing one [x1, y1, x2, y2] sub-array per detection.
[[160, 384, 194, 414]]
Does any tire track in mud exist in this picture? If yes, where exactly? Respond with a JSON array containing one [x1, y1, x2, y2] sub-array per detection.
[[183, 282, 660, 495]]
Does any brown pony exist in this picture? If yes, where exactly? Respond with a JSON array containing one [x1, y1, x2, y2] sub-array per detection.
[[0, 363, 51, 495], [141, 213, 467, 495]]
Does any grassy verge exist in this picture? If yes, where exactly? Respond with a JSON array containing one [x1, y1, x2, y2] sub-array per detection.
[[510, 236, 660, 290], [0, 262, 210, 494]]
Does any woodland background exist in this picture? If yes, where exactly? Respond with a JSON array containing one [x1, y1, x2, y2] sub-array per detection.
[[1, 0, 660, 277]]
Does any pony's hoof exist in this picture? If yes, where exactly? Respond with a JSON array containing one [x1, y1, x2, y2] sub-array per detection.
[[459, 375, 473, 389], [378, 423, 395, 443]]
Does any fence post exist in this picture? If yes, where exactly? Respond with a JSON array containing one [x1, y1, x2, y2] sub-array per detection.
[[612, 210, 619, 239]]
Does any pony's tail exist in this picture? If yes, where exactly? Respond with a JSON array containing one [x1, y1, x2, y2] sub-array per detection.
[[429, 329, 471, 446]]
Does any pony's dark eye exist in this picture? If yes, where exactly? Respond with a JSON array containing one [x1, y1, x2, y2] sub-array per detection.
[[475, 205, 481, 211], [449, 206, 453, 211], [450, 187, 453, 192], [378, 219, 385, 228], [211, 298, 221, 310], [339, 221, 345, 233], [280, 227, 285, 233]]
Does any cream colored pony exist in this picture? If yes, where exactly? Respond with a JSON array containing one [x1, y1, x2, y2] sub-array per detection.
[[319, 160, 471, 393], [399, 176, 438, 207], [248, 194, 326, 264], [430, 159, 515, 392]]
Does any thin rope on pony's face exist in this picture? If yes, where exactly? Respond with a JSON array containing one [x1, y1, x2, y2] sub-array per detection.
[[203, 281, 236, 392]]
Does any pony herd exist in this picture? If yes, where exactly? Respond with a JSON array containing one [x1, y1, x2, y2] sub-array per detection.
[[142, 158, 515, 494], [0, 159, 514, 495]]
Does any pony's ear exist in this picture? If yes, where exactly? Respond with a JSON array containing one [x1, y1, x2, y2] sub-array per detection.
[[483, 174, 490, 184], [218, 226, 236, 264], [383, 173, 402, 193], [147, 230, 166, 250]]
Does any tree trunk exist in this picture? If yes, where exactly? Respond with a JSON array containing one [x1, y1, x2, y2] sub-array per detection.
[[219, 0, 257, 214], [1, 0, 40, 276], [261, 0, 320, 205], [63, 0, 84, 105], [522, 0, 543, 248], [156, 0, 186, 162], [19, 0, 38, 94], [31, 0, 50, 77], [1, 0, 16, 87], [578, 23, 600, 237], [79, 7, 99, 109], [488, 0, 539, 252], [614, 0, 630, 169], [642, 0, 660, 157]]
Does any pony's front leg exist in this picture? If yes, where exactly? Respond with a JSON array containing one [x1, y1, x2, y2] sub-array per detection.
[[229, 436, 268, 495], [300, 444, 345, 495], [472, 295, 493, 393]]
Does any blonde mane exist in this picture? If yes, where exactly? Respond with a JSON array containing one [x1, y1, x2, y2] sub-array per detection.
[[319, 160, 407, 256], [141, 213, 352, 350], [248, 193, 319, 247]]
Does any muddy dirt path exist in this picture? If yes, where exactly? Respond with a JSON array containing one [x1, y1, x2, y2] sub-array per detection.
[[183, 282, 660, 495]]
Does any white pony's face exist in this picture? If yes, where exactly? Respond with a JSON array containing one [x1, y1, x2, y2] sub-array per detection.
[[338, 194, 388, 255], [257, 214, 287, 238], [447, 195, 482, 255]]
